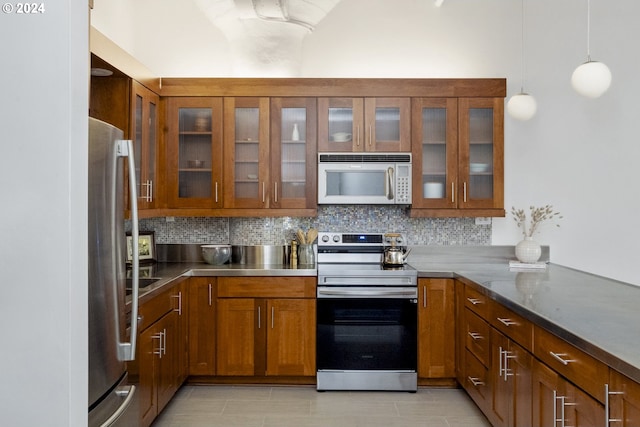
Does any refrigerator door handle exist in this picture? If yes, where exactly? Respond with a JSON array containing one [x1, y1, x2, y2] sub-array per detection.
[[116, 139, 139, 361], [99, 385, 136, 427]]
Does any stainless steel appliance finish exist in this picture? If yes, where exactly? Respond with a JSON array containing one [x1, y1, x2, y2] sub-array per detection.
[[382, 232, 412, 267], [316, 232, 418, 392], [317, 153, 412, 205], [231, 244, 291, 265], [88, 117, 140, 427]]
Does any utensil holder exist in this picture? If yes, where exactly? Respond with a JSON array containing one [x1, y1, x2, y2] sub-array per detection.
[[298, 244, 315, 267]]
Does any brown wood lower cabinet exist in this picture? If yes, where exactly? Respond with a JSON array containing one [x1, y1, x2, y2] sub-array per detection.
[[532, 359, 605, 427], [609, 369, 640, 426], [131, 280, 187, 427], [456, 279, 622, 427], [417, 278, 455, 381], [489, 328, 532, 427], [188, 277, 216, 375], [215, 276, 316, 378]]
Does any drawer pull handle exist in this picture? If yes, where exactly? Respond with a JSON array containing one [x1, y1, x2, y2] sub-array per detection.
[[549, 351, 575, 366], [467, 297, 482, 305], [468, 376, 484, 387], [468, 332, 483, 340], [497, 317, 517, 327], [172, 292, 182, 315]]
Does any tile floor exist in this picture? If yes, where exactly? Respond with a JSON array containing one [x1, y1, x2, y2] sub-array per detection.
[[151, 385, 492, 427]]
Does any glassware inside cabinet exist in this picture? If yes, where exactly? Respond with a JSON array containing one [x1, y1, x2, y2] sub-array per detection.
[[178, 108, 212, 198], [421, 107, 448, 199], [467, 107, 494, 200], [234, 107, 260, 199], [281, 107, 307, 199], [328, 107, 354, 143]]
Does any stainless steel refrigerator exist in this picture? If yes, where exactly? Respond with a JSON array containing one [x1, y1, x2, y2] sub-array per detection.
[[88, 117, 141, 427]]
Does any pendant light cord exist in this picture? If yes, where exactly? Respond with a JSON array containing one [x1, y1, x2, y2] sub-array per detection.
[[586, 0, 592, 60], [519, 0, 525, 93]]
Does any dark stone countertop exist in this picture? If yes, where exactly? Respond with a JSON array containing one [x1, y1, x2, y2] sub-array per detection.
[[130, 245, 640, 384]]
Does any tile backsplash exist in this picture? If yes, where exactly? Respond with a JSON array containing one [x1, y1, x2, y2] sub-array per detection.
[[139, 206, 491, 246]]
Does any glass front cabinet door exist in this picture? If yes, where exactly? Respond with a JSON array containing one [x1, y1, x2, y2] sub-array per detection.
[[318, 97, 410, 152], [458, 98, 504, 210], [411, 98, 458, 209], [270, 98, 317, 209], [165, 97, 224, 208], [130, 81, 159, 210], [223, 97, 270, 209]]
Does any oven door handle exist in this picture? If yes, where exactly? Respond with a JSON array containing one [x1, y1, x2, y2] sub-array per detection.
[[317, 287, 417, 298], [319, 276, 416, 286]]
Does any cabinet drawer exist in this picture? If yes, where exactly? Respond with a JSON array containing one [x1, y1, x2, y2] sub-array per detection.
[[217, 276, 316, 298], [464, 308, 490, 367], [534, 326, 608, 403], [464, 349, 490, 407], [464, 285, 489, 319], [490, 301, 533, 352], [138, 282, 181, 331]]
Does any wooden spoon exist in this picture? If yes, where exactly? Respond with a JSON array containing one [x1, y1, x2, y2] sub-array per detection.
[[296, 229, 306, 244]]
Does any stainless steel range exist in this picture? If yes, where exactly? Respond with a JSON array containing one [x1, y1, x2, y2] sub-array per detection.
[[316, 232, 418, 392]]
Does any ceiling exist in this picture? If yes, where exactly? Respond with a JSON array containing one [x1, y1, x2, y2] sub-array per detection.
[[191, 0, 342, 75]]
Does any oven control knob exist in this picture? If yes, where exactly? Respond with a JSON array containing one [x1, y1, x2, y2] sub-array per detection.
[[332, 235, 341, 243], [321, 235, 329, 243]]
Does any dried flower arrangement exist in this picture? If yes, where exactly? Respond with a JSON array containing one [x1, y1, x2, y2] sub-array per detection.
[[511, 205, 562, 238]]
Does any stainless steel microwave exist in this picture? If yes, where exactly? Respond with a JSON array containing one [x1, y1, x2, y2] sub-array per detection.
[[318, 153, 412, 205]]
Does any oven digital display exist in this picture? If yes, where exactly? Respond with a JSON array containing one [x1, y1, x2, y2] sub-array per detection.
[[342, 234, 383, 244]]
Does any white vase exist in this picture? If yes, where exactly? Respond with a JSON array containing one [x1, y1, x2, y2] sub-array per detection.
[[291, 123, 300, 141], [515, 237, 541, 263]]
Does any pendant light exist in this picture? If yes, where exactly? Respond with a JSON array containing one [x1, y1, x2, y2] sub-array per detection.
[[571, 0, 611, 98], [507, 0, 537, 121]]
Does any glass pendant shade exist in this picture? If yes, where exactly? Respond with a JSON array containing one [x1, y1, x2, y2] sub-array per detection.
[[571, 60, 612, 98], [507, 92, 537, 121]]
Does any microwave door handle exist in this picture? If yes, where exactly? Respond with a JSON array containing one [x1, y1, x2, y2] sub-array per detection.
[[386, 167, 394, 200]]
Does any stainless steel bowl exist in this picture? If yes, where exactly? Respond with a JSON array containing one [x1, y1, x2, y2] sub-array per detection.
[[201, 244, 231, 265]]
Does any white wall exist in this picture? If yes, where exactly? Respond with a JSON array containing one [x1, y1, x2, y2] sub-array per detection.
[[92, 0, 640, 285], [0, 1, 88, 426]]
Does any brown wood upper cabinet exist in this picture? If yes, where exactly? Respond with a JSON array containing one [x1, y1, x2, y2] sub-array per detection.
[[318, 97, 410, 152], [411, 97, 504, 217], [131, 81, 160, 210], [223, 97, 270, 209], [222, 97, 317, 211], [165, 97, 224, 208], [269, 98, 317, 209]]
